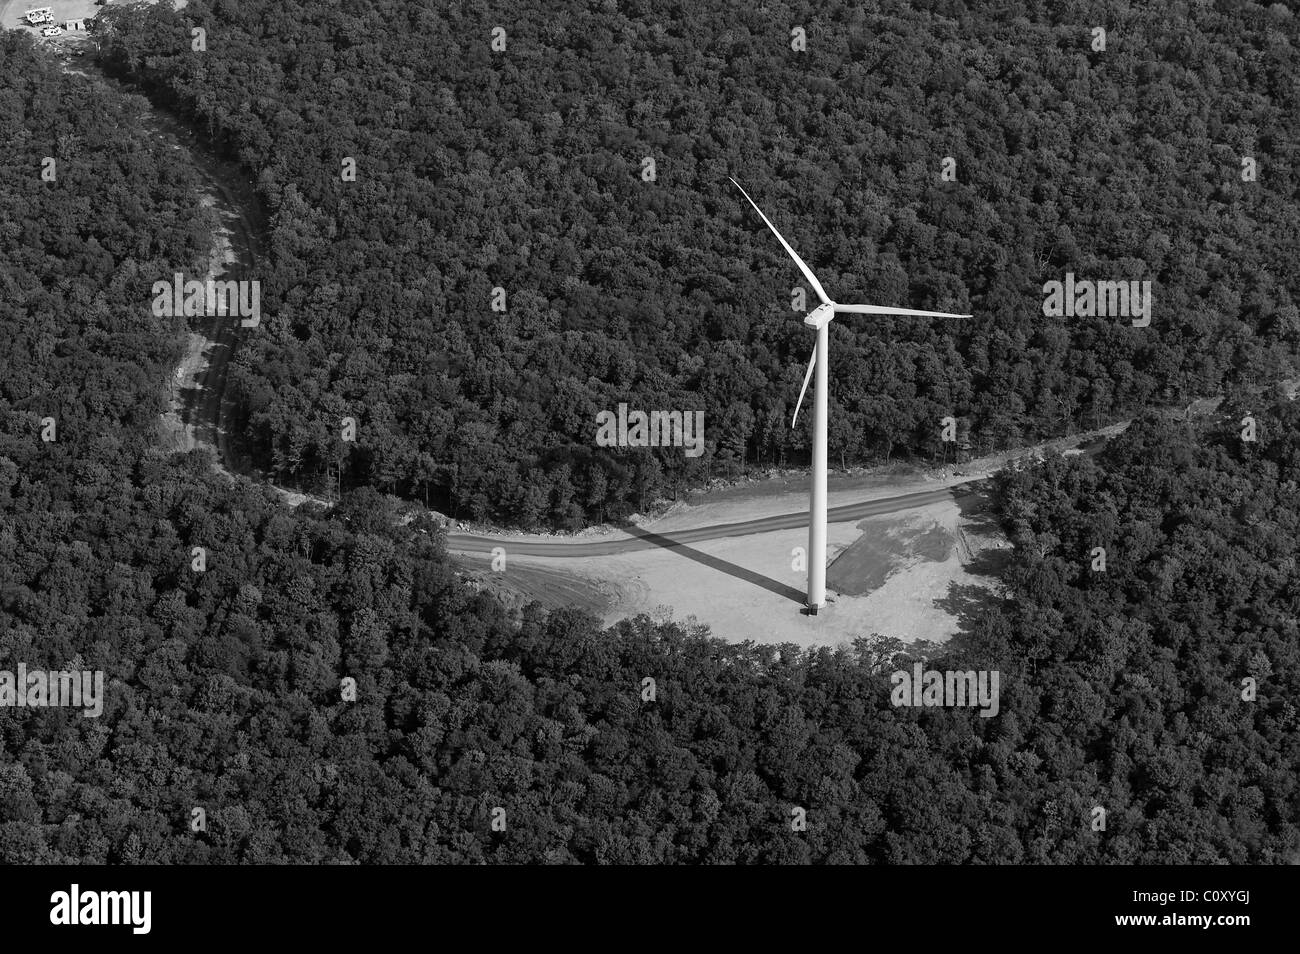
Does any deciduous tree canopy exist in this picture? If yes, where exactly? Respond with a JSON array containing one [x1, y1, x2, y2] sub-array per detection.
[[94, 0, 1300, 527]]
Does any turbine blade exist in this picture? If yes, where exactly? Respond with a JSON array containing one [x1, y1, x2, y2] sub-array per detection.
[[730, 177, 831, 306], [834, 303, 972, 319], [792, 345, 817, 427]]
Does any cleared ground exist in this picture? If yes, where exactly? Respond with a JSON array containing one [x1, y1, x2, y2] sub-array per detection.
[[450, 427, 1122, 647], [828, 512, 955, 595], [476, 487, 999, 648]]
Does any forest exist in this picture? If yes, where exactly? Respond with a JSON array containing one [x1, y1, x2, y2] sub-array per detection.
[[0, 4, 1296, 863], [91, 0, 1300, 527]]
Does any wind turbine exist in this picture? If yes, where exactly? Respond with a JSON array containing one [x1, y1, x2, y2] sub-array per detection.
[[731, 177, 972, 615]]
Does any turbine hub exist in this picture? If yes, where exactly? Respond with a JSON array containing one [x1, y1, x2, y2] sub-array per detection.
[[803, 302, 835, 329]]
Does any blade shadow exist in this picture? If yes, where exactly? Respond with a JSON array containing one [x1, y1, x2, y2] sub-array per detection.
[[621, 525, 806, 605]]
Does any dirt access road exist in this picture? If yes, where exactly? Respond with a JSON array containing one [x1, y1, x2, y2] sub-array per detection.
[[449, 487, 963, 556]]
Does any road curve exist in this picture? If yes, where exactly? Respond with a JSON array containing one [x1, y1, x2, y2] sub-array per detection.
[[188, 168, 262, 474], [67, 52, 266, 473], [446, 486, 968, 556], [56, 43, 1100, 556]]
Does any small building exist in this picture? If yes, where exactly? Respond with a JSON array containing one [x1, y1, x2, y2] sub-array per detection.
[[65, 19, 87, 31]]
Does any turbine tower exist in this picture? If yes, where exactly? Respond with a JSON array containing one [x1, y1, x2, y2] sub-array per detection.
[[731, 177, 972, 615]]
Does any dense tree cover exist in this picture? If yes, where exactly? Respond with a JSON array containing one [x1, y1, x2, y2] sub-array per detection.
[[0, 32, 208, 449], [982, 404, 1300, 861], [92, 0, 1300, 527], [3, 12, 1297, 865]]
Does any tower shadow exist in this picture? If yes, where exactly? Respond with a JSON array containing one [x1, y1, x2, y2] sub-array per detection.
[[621, 526, 806, 605]]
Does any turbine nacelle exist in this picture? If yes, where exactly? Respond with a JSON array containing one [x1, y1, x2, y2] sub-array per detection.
[[803, 302, 836, 330]]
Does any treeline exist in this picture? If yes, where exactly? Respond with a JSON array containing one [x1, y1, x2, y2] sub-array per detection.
[[92, 0, 1300, 527]]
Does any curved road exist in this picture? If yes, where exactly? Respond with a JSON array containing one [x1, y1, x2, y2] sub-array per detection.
[[445, 486, 967, 556], [57, 44, 1089, 565], [186, 166, 263, 474], [65, 50, 265, 473]]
